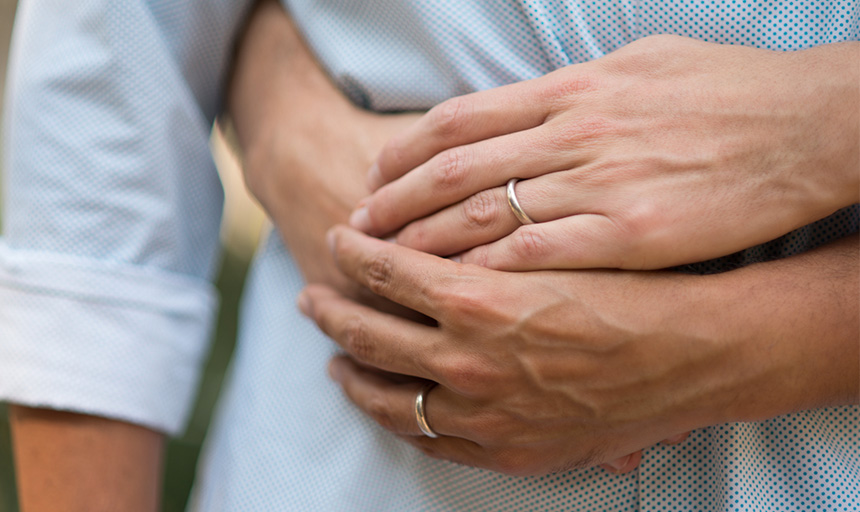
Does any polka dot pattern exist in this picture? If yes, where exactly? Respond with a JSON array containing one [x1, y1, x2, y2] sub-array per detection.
[[1, 0, 857, 511]]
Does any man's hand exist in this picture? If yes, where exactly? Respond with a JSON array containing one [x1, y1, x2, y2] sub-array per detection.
[[299, 226, 858, 476], [351, 37, 859, 271], [229, 0, 419, 311]]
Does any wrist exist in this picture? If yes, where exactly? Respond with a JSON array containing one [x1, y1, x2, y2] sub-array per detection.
[[692, 238, 859, 425], [786, 42, 860, 208]]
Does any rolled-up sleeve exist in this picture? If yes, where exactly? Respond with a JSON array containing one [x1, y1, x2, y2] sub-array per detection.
[[0, 0, 252, 434]]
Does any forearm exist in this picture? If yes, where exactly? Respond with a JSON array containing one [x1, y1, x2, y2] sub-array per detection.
[[227, 0, 419, 293], [227, 0, 363, 287], [228, 0, 360, 203], [786, 41, 860, 208], [10, 406, 163, 512], [698, 234, 859, 425]]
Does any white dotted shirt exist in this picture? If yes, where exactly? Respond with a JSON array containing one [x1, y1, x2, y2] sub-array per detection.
[[1, 1, 857, 510]]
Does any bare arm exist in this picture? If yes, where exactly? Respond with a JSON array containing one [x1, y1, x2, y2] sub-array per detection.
[[229, 0, 420, 315], [8, 2, 368, 509], [10, 406, 163, 512]]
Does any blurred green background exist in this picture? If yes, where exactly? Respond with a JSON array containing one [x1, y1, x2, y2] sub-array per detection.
[[0, 1, 266, 509]]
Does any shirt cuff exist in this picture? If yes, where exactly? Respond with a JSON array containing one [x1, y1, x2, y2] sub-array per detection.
[[0, 242, 218, 435]]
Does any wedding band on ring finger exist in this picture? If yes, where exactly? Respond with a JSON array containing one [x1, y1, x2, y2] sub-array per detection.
[[506, 178, 535, 225], [415, 383, 439, 438]]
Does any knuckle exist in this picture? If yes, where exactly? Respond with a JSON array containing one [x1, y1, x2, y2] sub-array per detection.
[[576, 117, 613, 140], [363, 252, 395, 296], [440, 355, 496, 396], [542, 73, 599, 105], [432, 148, 469, 190], [342, 316, 375, 363], [623, 200, 661, 239], [438, 285, 489, 322], [430, 97, 471, 139], [365, 395, 399, 433], [462, 189, 500, 230], [550, 116, 613, 148], [510, 227, 550, 261], [610, 201, 663, 268]]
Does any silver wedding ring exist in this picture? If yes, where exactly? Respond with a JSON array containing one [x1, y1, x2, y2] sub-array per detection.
[[506, 178, 535, 225], [414, 383, 439, 438]]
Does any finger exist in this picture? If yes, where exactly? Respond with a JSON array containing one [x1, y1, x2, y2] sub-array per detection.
[[369, 78, 554, 191], [329, 356, 474, 441], [327, 225, 463, 318], [394, 186, 519, 256], [301, 284, 441, 379], [353, 122, 597, 237], [600, 450, 643, 475], [459, 214, 637, 270], [394, 174, 597, 257]]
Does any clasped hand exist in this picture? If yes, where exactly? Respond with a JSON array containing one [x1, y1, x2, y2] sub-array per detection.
[[300, 226, 740, 475], [294, 36, 858, 476], [351, 36, 858, 270]]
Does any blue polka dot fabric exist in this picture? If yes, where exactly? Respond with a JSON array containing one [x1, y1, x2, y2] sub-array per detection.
[[1, 1, 857, 511]]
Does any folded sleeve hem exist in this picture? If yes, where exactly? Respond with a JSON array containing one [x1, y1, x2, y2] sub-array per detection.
[[0, 243, 218, 435]]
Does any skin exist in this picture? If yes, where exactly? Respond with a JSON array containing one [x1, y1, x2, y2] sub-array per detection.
[[9, 1, 381, 508], [231, 0, 421, 320], [351, 37, 860, 271], [323, 35, 859, 472], [300, 226, 858, 476], [240, 13, 859, 475], [10, 406, 163, 512], [231, 2, 652, 473], [11, 5, 856, 506]]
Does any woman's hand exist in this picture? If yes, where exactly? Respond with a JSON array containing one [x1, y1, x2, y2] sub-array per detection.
[[299, 226, 858, 476], [350, 36, 859, 270]]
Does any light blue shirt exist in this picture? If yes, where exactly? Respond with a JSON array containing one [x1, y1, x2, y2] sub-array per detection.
[[1, 1, 858, 510]]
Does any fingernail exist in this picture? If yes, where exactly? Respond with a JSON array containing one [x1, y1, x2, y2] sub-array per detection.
[[297, 290, 312, 317], [328, 359, 344, 382], [366, 162, 382, 191], [606, 454, 632, 472], [349, 207, 372, 232], [326, 229, 337, 254]]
